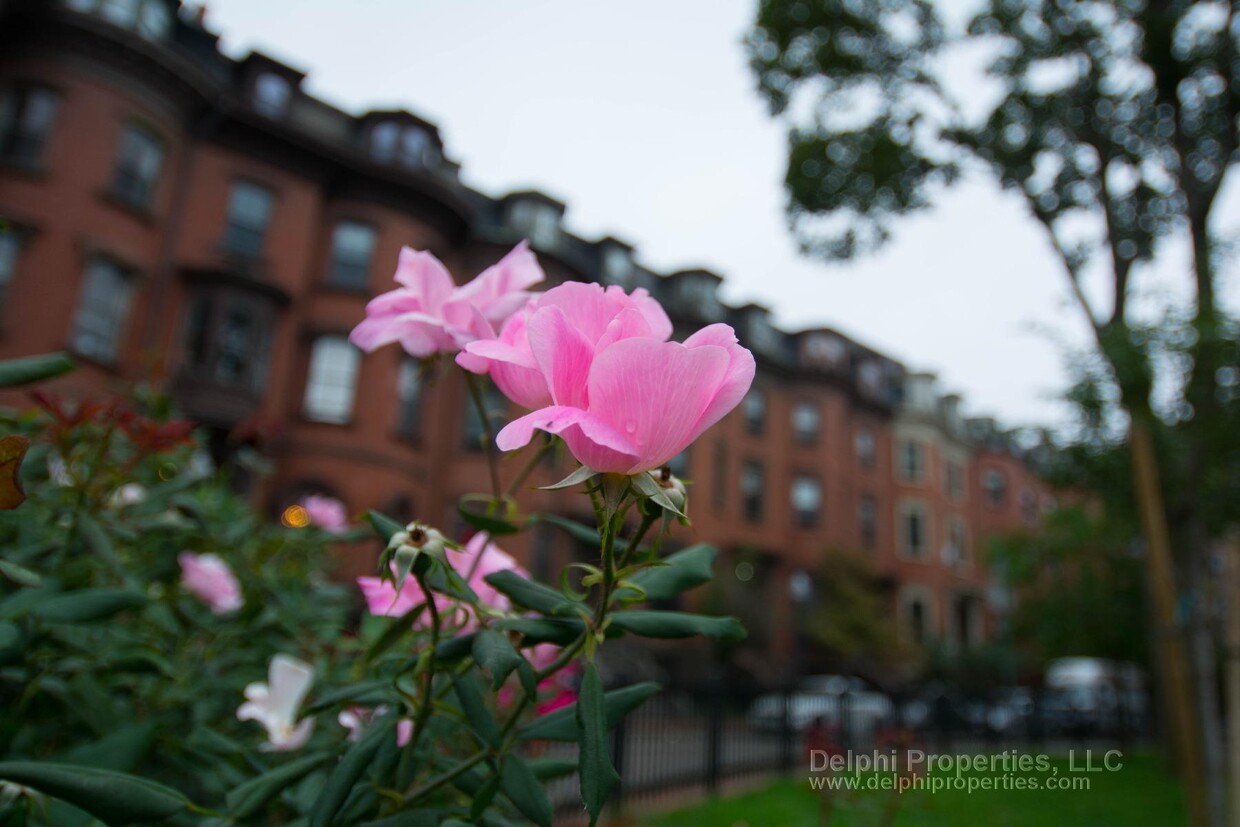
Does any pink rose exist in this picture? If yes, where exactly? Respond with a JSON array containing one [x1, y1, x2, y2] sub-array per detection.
[[357, 533, 524, 630], [302, 495, 348, 533], [495, 305, 755, 473], [350, 242, 544, 358], [457, 281, 673, 409], [179, 551, 243, 615]]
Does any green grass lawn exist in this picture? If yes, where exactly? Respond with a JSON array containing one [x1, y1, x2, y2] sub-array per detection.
[[645, 754, 1186, 827]]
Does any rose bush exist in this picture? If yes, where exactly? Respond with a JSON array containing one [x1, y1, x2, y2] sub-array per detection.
[[0, 240, 752, 827]]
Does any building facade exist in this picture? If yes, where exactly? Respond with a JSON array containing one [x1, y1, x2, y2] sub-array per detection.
[[0, 0, 1051, 681]]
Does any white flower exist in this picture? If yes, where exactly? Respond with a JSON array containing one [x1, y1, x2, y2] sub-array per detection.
[[238, 655, 316, 751], [107, 483, 146, 509]]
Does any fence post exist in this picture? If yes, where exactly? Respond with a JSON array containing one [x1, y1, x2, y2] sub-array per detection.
[[706, 678, 723, 795], [781, 686, 795, 773], [839, 691, 852, 751]]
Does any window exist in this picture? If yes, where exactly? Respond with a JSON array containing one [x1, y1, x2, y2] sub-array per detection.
[[181, 292, 273, 393], [370, 122, 399, 163], [858, 494, 877, 550], [945, 461, 965, 502], [743, 390, 766, 435], [899, 500, 929, 559], [790, 475, 821, 527], [741, 460, 764, 522], [222, 182, 274, 258], [73, 0, 171, 39], [946, 516, 969, 567], [982, 469, 1007, 507], [111, 124, 164, 208], [855, 429, 875, 468], [897, 439, 926, 483], [903, 591, 933, 644], [303, 336, 360, 423], [400, 127, 430, 168], [396, 359, 423, 437], [70, 258, 134, 362], [0, 86, 58, 166], [602, 246, 631, 286], [253, 73, 292, 119], [1020, 488, 1039, 524], [326, 221, 376, 289], [0, 227, 20, 311], [791, 400, 820, 442]]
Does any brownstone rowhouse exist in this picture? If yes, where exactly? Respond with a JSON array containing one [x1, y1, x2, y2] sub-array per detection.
[[0, 0, 1052, 683]]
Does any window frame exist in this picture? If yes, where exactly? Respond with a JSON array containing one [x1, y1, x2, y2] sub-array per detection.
[[790, 399, 821, 444], [740, 459, 765, 523], [898, 499, 931, 561], [0, 83, 59, 168], [790, 473, 822, 528]]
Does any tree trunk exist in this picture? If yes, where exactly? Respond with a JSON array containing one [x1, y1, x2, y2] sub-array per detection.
[[1130, 419, 1208, 827]]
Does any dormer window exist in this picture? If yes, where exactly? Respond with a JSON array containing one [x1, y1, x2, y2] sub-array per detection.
[[602, 246, 632, 287], [67, 0, 173, 40], [678, 276, 722, 318], [802, 333, 847, 369], [369, 121, 437, 170], [510, 200, 560, 248], [253, 73, 292, 119], [747, 314, 780, 353], [858, 361, 884, 396], [400, 127, 430, 168]]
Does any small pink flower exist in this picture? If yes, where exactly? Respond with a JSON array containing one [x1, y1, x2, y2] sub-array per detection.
[[357, 533, 524, 630], [350, 242, 544, 358], [302, 495, 348, 533], [397, 719, 413, 746], [457, 281, 673, 410], [496, 314, 755, 474], [178, 552, 243, 615]]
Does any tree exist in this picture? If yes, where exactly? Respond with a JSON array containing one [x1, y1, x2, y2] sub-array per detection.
[[748, 2, 1238, 824]]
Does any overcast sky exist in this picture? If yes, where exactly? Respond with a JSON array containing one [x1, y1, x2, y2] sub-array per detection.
[[200, 0, 1239, 430]]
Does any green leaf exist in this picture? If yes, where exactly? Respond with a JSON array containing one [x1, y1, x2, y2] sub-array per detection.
[[0, 761, 190, 824], [55, 723, 156, 772], [366, 510, 406, 543], [497, 617, 584, 646], [227, 752, 333, 819], [499, 754, 552, 827], [609, 610, 745, 641], [619, 545, 718, 602], [0, 559, 40, 587], [303, 680, 392, 715], [518, 682, 660, 742], [483, 570, 576, 616], [0, 621, 19, 654], [357, 813, 444, 827], [539, 464, 598, 490], [577, 663, 618, 825], [472, 629, 526, 690], [434, 632, 477, 662], [458, 495, 521, 535], [468, 772, 502, 821], [535, 513, 604, 547], [308, 717, 397, 827], [528, 757, 578, 781], [362, 603, 425, 668], [0, 352, 74, 387], [31, 588, 149, 623], [452, 673, 500, 747]]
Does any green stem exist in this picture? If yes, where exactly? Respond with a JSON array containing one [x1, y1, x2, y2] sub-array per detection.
[[617, 512, 659, 571], [405, 569, 442, 754], [502, 436, 554, 499], [465, 373, 502, 500], [402, 748, 490, 804]]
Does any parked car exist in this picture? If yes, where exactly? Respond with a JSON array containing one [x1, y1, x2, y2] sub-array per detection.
[[746, 675, 891, 737], [1044, 657, 1149, 735]]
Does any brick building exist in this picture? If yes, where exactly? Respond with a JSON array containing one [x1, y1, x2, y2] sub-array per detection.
[[0, 0, 1051, 680]]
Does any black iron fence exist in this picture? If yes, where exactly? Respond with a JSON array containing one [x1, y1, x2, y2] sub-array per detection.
[[541, 679, 1155, 820]]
